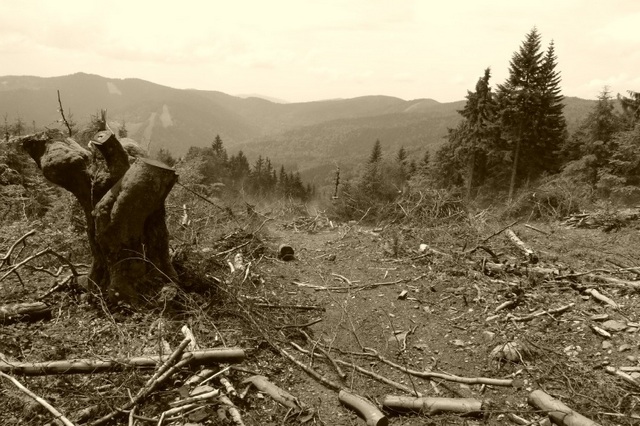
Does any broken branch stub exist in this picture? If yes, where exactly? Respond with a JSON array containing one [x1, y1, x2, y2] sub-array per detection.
[[21, 128, 178, 304]]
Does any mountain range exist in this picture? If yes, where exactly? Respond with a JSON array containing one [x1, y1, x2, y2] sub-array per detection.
[[0, 72, 595, 184]]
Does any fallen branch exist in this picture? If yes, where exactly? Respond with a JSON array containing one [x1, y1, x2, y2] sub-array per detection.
[[0, 302, 52, 325], [339, 389, 388, 426], [0, 371, 75, 426], [584, 288, 620, 309], [279, 348, 341, 391], [290, 342, 420, 396], [89, 338, 194, 426], [255, 303, 325, 311], [505, 228, 538, 263], [507, 303, 574, 322], [605, 366, 640, 389], [0, 347, 245, 375], [528, 389, 600, 426], [382, 395, 484, 416], [0, 247, 80, 283], [242, 374, 306, 411], [372, 351, 514, 387], [0, 229, 36, 266], [465, 220, 518, 255], [524, 224, 550, 235], [291, 278, 407, 292], [169, 388, 220, 407], [300, 331, 347, 380], [219, 394, 245, 426]]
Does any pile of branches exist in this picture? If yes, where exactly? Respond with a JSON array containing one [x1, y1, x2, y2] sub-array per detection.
[[283, 211, 333, 232], [561, 208, 640, 232]]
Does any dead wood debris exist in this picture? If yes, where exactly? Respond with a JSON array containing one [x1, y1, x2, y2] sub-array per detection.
[[382, 395, 485, 416], [0, 371, 75, 426], [528, 390, 600, 426], [561, 209, 640, 231], [0, 348, 245, 375]]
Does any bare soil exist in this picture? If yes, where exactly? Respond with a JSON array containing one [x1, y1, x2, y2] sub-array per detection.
[[2, 210, 640, 425]]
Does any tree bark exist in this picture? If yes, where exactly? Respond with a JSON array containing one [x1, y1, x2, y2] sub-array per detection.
[[21, 129, 178, 303]]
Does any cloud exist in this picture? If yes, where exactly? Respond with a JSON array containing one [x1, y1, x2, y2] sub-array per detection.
[[594, 12, 640, 43]]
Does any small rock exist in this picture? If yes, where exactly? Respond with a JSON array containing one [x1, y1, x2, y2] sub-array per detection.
[[631, 372, 640, 380], [626, 355, 637, 363], [602, 320, 627, 332], [452, 339, 466, 347], [627, 327, 638, 333], [602, 341, 613, 349], [590, 313, 609, 321], [619, 344, 632, 352]]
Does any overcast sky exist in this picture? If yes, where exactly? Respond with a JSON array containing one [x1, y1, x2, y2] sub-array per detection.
[[2, 0, 639, 103]]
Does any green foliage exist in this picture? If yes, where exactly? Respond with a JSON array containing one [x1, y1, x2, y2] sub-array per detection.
[[179, 135, 313, 202], [497, 28, 567, 198], [156, 148, 177, 167]]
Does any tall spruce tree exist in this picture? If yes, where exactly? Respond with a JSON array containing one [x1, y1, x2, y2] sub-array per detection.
[[498, 28, 566, 201], [458, 68, 499, 198], [536, 40, 567, 174]]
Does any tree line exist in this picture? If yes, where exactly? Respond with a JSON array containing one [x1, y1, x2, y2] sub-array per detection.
[[340, 27, 640, 216], [169, 135, 315, 201]]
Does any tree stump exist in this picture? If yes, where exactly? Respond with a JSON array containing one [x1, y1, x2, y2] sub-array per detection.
[[21, 129, 178, 303]]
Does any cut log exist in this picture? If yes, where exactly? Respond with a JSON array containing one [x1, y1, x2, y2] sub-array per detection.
[[339, 389, 388, 426], [505, 229, 538, 263], [0, 302, 51, 325], [242, 375, 305, 411], [382, 395, 484, 416], [0, 348, 245, 375], [528, 390, 600, 426]]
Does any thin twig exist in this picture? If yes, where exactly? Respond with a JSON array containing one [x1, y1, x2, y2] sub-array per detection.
[[0, 371, 75, 426], [57, 90, 73, 136]]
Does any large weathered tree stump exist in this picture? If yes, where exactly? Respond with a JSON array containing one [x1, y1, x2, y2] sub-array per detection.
[[21, 128, 178, 303]]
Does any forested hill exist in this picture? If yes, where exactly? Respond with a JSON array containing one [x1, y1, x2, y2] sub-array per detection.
[[0, 73, 594, 178]]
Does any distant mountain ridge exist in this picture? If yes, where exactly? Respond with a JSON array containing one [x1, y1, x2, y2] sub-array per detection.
[[0, 73, 595, 182]]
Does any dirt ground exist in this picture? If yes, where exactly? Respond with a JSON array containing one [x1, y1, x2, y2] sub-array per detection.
[[2, 209, 640, 425]]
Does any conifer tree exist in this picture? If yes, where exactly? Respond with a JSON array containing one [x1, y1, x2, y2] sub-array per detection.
[[458, 68, 499, 198], [361, 139, 383, 197], [497, 28, 566, 200]]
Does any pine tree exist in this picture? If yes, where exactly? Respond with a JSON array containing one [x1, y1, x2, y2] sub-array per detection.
[[361, 139, 383, 197], [536, 40, 567, 174], [497, 28, 566, 200], [618, 90, 640, 128], [369, 139, 382, 164], [419, 150, 430, 176], [458, 68, 499, 198]]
